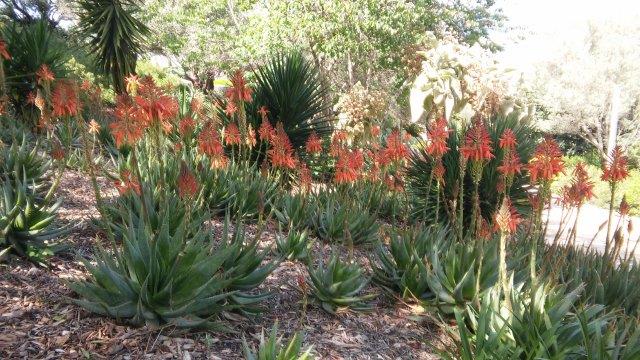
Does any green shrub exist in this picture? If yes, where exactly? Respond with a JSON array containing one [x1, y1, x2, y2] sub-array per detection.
[[243, 322, 313, 360], [307, 252, 376, 313], [441, 284, 610, 359], [69, 209, 239, 329], [310, 191, 379, 246]]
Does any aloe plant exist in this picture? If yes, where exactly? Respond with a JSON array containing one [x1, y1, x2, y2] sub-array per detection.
[[423, 239, 498, 316], [69, 208, 237, 329], [307, 252, 376, 313], [311, 192, 379, 246], [1, 136, 51, 191], [275, 227, 312, 261], [273, 193, 311, 230], [372, 225, 446, 300], [218, 218, 278, 315], [1, 177, 67, 263], [243, 322, 313, 360]]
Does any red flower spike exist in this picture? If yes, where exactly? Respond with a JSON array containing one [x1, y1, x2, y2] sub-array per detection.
[[383, 130, 410, 163], [109, 95, 148, 147], [36, 64, 55, 84], [268, 122, 297, 169], [178, 117, 196, 137], [224, 122, 242, 146], [226, 70, 253, 103], [134, 76, 179, 132], [115, 170, 141, 196], [258, 117, 274, 142], [0, 39, 10, 60], [494, 197, 522, 234], [299, 163, 312, 191], [305, 131, 323, 154], [334, 149, 364, 184], [51, 81, 79, 117], [620, 196, 630, 216], [426, 118, 450, 158], [177, 163, 199, 199], [527, 137, 565, 182], [602, 146, 629, 183], [499, 129, 517, 150], [498, 151, 522, 177], [460, 120, 493, 162]]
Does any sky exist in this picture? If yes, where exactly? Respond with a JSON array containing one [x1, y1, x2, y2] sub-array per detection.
[[493, 0, 640, 73]]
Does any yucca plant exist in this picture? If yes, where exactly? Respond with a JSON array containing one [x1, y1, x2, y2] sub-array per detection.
[[423, 238, 498, 316], [310, 192, 379, 246], [1, 177, 67, 263], [307, 252, 376, 313], [275, 226, 312, 261], [1, 20, 68, 115], [407, 112, 539, 230], [372, 225, 447, 300], [76, 0, 149, 93], [248, 51, 332, 150], [218, 218, 278, 315], [243, 322, 313, 360], [69, 208, 237, 329]]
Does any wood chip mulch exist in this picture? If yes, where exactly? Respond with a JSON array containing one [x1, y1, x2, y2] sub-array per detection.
[[0, 171, 445, 359]]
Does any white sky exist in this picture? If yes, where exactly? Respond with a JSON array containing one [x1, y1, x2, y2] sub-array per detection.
[[494, 0, 640, 72]]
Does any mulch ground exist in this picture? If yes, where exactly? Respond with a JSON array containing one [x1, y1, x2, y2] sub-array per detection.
[[0, 171, 444, 359]]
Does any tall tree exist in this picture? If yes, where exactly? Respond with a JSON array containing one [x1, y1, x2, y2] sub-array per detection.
[[534, 20, 640, 160]]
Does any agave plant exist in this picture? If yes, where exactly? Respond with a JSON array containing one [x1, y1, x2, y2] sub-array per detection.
[[307, 252, 376, 313], [372, 225, 447, 300], [248, 51, 332, 150], [1, 178, 67, 263], [218, 218, 278, 315], [69, 208, 237, 329], [275, 226, 312, 261], [243, 322, 313, 360], [407, 112, 539, 231], [77, 0, 149, 93], [310, 192, 379, 246], [423, 238, 498, 316]]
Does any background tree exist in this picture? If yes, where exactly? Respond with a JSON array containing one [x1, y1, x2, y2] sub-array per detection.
[[141, 0, 503, 106], [533, 20, 640, 160]]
